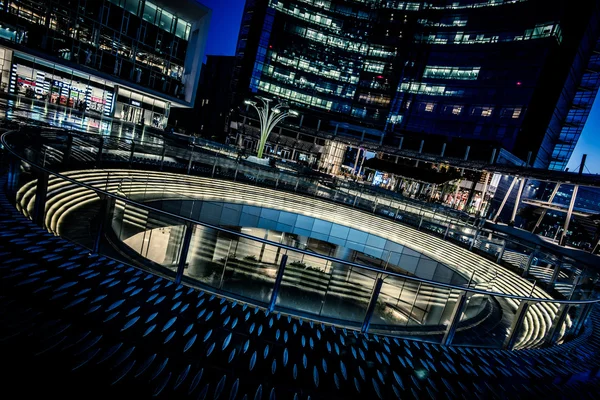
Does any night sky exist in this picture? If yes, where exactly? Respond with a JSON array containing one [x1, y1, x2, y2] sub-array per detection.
[[198, 0, 600, 173]]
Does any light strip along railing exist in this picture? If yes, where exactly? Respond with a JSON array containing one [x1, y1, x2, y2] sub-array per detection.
[[9, 127, 598, 302], [3, 130, 599, 350], [10, 126, 595, 292]]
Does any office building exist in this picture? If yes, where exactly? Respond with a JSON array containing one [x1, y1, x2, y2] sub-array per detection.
[[0, 0, 210, 129], [231, 0, 600, 171]]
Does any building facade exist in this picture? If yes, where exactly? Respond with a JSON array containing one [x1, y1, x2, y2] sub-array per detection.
[[231, 0, 600, 171], [0, 0, 210, 129]]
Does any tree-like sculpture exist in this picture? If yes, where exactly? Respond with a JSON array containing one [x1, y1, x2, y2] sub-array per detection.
[[245, 96, 298, 159]]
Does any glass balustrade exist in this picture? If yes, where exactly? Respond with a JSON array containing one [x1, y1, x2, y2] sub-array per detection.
[[3, 127, 599, 350]]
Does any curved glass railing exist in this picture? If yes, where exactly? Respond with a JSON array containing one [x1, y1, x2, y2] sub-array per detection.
[[3, 127, 599, 350]]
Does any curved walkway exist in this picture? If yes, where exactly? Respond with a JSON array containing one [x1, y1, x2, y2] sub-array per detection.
[[17, 169, 570, 349], [2, 174, 600, 398]]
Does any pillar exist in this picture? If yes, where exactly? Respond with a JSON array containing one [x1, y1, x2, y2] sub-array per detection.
[[559, 185, 579, 246]]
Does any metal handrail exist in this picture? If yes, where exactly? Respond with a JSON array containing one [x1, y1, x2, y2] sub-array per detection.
[[3, 129, 599, 306]]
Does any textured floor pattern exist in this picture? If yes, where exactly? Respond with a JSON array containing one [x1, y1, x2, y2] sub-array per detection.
[[1, 174, 600, 399]]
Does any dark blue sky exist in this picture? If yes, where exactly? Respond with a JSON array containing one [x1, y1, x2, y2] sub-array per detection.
[[198, 0, 600, 173], [198, 0, 245, 57]]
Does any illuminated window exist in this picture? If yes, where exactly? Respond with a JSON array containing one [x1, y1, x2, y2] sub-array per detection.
[[425, 102, 435, 112]]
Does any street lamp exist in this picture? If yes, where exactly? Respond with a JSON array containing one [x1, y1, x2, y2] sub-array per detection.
[[244, 96, 298, 159]]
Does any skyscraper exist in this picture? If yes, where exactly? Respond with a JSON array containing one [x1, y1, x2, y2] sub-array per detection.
[[231, 0, 600, 170]]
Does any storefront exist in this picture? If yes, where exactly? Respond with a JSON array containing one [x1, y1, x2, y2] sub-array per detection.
[[3, 46, 171, 130], [114, 87, 170, 129], [8, 52, 115, 116]]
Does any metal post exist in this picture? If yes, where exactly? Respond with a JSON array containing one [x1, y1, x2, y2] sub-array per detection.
[[444, 225, 450, 239], [373, 197, 378, 213], [32, 170, 49, 228], [174, 223, 194, 284], [469, 229, 479, 250], [496, 241, 506, 263], [532, 183, 561, 233], [294, 178, 299, 192], [187, 146, 194, 174], [93, 195, 116, 253], [418, 215, 424, 229], [476, 172, 490, 216], [361, 277, 384, 333], [492, 176, 517, 223], [394, 205, 401, 220], [490, 148, 497, 164], [550, 261, 562, 286], [571, 303, 593, 336], [211, 157, 217, 177], [160, 143, 166, 170], [7, 157, 21, 199], [510, 178, 525, 224], [559, 185, 578, 246], [63, 134, 73, 165], [96, 136, 104, 166], [503, 300, 530, 350], [544, 304, 570, 346], [464, 146, 470, 161], [128, 141, 136, 166], [522, 251, 535, 277], [441, 143, 446, 157], [268, 254, 288, 312], [453, 179, 461, 209], [398, 137, 404, 150], [442, 291, 468, 346], [234, 164, 239, 181]]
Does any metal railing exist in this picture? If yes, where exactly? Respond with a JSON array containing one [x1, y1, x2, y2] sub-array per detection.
[[3, 127, 600, 351]]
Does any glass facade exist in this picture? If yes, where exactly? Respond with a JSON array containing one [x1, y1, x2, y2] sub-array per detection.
[[1, 0, 196, 101], [233, 0, 600, 169]]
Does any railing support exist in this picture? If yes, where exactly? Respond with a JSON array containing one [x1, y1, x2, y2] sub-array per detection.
[[128, 141, 136, 167], [63, 134, 73, 165], [544, 304, 570, 346], [211, 157, 218, 177], [268, 254, 288, 312], [7, 156, 21, 199], [93, 195, 116, 253], [503, 300, 530, 350], [187, 146, 194, 174], [160, 144, 167, 170], [175, 223, 194, 284], [361, 277, 384, 333], [497, 241, 506, 263], [522, 251, 535, 277], [32, 170, 49, 228], [96, 136, 104, 166], [571, 303, 593, 337], [442, 291, 468, 346]]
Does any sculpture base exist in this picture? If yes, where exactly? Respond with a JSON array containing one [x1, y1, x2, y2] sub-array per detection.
[[245, 156, 271, 166]]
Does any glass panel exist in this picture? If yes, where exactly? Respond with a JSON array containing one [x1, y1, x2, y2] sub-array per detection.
[[175, 19, 187, 39], [124, 0, 140, 15], [276, 254, 375, 328], [514, 301, 563, 349], [142, 1, 157, 23], [217, 234, 280, 305], [159, 10, 174, 32], [451, 293, 519, 348], [183, 225, 227, 289], [370, 275, 458, 343]]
